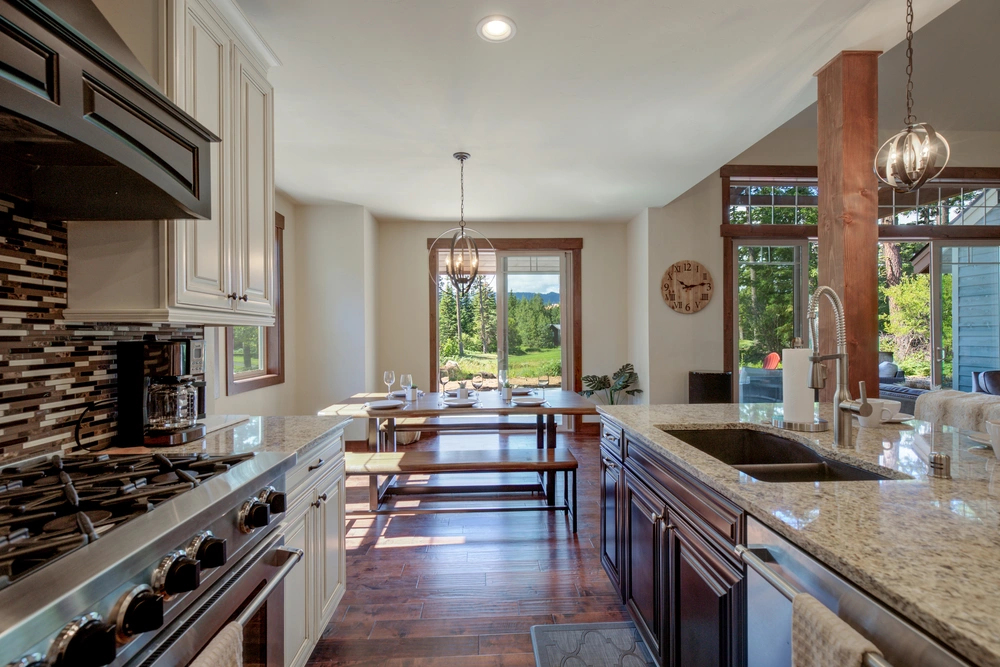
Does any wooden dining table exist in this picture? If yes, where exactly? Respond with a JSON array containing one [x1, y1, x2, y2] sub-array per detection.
[[320, 389, 598, 506]]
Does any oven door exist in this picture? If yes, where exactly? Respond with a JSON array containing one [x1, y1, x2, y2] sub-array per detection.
[[127, 532, 302, 667]]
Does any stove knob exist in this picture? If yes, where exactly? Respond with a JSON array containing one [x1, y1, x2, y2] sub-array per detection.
[[115, 584, 164, 639], [46, 612, 117, 667], [197, 536, 228, 568], [152, 550, 201, 597], [238, 499, 270, 533], [186, 531, 228, 569], [258, 486, 287, 514]]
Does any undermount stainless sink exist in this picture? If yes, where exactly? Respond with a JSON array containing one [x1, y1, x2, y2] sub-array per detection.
[[661, 428, 890, 482]]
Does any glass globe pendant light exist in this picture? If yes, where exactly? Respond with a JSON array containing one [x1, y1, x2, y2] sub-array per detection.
[[428, 152, 494, 298], [874, 0, 950, 193]]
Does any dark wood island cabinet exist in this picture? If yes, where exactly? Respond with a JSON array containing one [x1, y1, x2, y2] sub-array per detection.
[[600, 417, 746, 667]]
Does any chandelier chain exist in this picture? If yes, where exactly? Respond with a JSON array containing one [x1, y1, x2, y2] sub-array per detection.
[[904, 0, 916, 125], [459, 155, 466, 229]]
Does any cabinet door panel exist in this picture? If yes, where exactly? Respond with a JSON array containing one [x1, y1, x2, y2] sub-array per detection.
[[624, 471, 669, 665], [671, 518, 744, 667], [170, 2, 231, 311], [600, 450, 623, 600], [282, 502, 312, 667], [315, 465, 346, 627], [233, 46, 274, 316]]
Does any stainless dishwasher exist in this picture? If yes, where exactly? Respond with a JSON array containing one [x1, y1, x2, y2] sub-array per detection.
[[743, 516, 972, 667]]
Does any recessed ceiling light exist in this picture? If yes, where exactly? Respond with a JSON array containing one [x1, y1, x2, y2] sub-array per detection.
[[477, 15, 516, 43]]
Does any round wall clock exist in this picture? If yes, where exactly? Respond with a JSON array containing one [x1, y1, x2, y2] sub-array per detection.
[[662, 260, 714, 314]]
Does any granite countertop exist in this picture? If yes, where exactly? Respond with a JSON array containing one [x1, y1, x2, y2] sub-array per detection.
[[102, 415, 353, 461], [598, 403, 1000, 667]]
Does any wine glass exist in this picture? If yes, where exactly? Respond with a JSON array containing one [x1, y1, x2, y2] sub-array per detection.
[[538, 374, 549, 399], [440, 372, 450, 394], [384, 370, 395, 397], [472, 374, 484, 393], [400, 374, 413, 396]]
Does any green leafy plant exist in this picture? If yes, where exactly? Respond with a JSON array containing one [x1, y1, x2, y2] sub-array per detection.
[[580, 363, 643, 405]]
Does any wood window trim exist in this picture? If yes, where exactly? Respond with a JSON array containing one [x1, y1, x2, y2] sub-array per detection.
[[720, 164, 1000, 386], [427, 237, 584, 396], [227, 212, 285, 395]]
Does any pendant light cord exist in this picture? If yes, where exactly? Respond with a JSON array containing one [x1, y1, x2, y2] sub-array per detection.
[[904, 0, 916, 125]]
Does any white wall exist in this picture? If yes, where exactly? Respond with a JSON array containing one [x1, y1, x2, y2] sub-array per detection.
[[626, 210, 650, 402], [376, 219, 628, 397], [363, 209, 379, 391]]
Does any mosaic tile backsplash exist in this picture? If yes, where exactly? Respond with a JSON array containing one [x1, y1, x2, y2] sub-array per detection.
[[0, 196, 203, 458]]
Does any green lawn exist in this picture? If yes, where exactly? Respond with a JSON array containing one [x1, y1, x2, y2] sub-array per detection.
[[441, 348, 562, 386]]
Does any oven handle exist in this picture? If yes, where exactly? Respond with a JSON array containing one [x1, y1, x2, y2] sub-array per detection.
[[234, 546, 304, 627]]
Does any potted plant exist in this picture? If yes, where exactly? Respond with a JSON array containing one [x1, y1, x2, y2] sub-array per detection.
[[580, 363, 643, 405], [407, 385, 419, 401], [500, 381, 513, 401]]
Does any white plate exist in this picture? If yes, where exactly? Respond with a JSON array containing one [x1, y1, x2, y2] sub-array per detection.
[[882, 413, 915, 423], [513, 396, 546, 406], [367, 399, 405, 410], [389, 390, 408, 397], [443, 398, 477, 408], [511, 387, 533, 396], [969, 433, 993, 446], [445, 389, 477, 397]]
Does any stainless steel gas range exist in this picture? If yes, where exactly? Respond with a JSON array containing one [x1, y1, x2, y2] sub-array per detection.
[[0, 450, 298, 667]]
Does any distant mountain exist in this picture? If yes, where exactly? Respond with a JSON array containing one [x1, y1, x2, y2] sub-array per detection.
[[510, 291, 560, 305]]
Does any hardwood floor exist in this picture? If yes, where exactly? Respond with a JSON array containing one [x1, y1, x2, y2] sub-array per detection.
[[307, 430, 627, 666]]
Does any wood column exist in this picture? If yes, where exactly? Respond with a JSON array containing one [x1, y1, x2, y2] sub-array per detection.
[[816, 51, 880, 401]]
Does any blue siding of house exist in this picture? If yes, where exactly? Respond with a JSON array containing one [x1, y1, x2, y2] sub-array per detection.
[[952, 247, 1000, 392]]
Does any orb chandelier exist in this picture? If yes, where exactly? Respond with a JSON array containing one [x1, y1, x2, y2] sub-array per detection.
[[428, 152, 494, 298], [874, 0, 950, 194]]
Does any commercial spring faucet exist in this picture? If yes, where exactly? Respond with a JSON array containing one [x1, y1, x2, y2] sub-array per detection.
[[806, 286, 873, 447]]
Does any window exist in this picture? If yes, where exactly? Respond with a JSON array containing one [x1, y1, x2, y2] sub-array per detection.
[[722, 165, 1000, 398], [227, 212, 285, 394]]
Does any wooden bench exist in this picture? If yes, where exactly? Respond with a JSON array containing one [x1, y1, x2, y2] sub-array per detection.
[[345, 448, 578, 532]]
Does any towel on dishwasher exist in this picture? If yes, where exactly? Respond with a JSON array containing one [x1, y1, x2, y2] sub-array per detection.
[[792, 593, 882, 667], [190, 622, 243, 667]]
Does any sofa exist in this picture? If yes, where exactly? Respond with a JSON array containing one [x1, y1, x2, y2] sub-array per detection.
[[877, 361, 926, 414]]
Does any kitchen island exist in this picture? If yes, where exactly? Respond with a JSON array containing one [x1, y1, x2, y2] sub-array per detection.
[[599, 403, 1000, 667]]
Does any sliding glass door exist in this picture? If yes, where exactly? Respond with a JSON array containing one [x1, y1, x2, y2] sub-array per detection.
[[434, 249, 573, 393], [496, 253, 569, 389], [932, 243, 1000, 390], [733, 241, 812, 403]]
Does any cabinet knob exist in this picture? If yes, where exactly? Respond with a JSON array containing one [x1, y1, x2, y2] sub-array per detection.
[[239, 294, 249, 302], [318, 493, 328, 502], [650, 511, 663, 523], [228, 292, 238, 300], [311, 500, 321, 508]]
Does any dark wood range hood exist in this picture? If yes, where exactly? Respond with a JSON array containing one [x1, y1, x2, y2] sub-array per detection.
[[0, 0, 219, 221]]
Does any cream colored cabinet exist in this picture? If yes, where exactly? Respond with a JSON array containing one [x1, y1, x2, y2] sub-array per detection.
[[232, 44, 275, 317], [315, 466, 347, 624], [282, 499, 314, 667], [283, 432, 347, 667], [65, 0, 277, 326]]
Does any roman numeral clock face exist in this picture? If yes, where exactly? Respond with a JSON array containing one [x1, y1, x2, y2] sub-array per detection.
[[662, 261, 714, 314]]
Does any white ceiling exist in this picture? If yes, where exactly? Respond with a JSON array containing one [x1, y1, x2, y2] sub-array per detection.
[[782, 0, 1000, 132], [237, 0, 960, 222]]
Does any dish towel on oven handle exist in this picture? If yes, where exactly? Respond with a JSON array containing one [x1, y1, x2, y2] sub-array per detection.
[[792, 593, 883, 667], [190, 621, 243, 667]]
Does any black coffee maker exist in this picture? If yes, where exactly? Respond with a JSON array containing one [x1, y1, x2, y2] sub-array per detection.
[[117, 337, 207, 446]]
